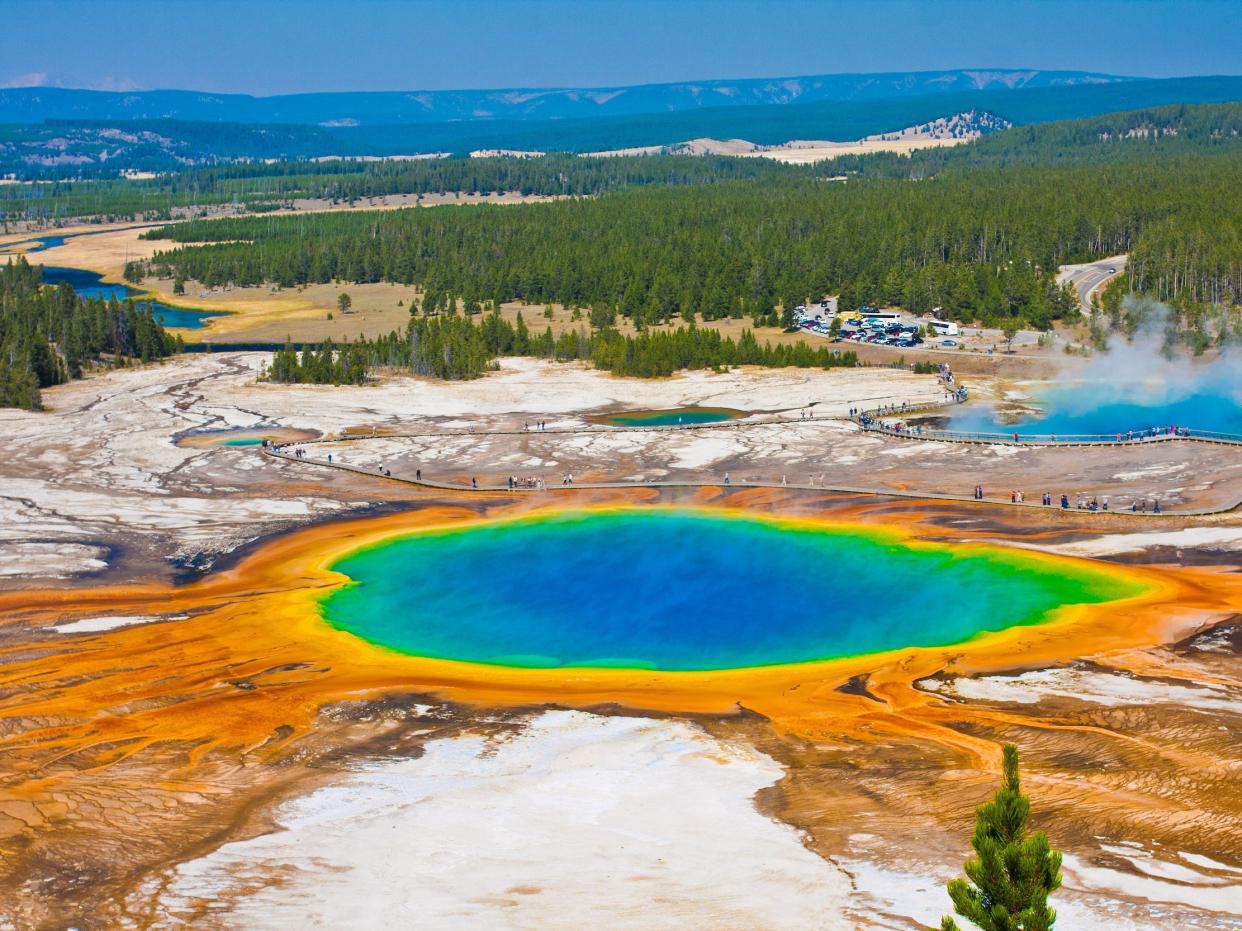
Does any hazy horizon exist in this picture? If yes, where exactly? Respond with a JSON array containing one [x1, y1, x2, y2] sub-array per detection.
[[0, 66, 1165, 98], [7, 0, 1241, 96]]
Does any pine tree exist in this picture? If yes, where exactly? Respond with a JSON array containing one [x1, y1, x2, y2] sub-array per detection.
[[942, 745, 1062, 931]]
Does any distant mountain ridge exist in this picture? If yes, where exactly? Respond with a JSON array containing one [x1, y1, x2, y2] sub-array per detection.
[[4, 75, 1241, 179], [0, 69, 1131, 126]]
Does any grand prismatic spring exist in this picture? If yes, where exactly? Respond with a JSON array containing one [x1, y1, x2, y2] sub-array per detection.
[[321, 509, 1145, 671], [3, 406, 1241, 926]]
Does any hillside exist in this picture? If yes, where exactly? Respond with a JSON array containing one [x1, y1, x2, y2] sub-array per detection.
[[377, 75, 1242, 155], [5, 100, 1242, 227], [0, 121, 339, 176], [0, 69, 1128, 126], [1, 77, 1237, 180], [1, 75, 1239, 178], [598, 111, 1014, 162], [826, 100, 1242, 175]]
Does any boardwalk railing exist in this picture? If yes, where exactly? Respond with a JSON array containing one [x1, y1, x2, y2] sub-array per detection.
[[856, 420, 1242, 447], [261, 444, 1242, 517], [254, 378, 1242, 514], [854, 405, 1242, 448]]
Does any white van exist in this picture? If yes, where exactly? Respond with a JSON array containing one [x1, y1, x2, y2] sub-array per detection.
[[929, 319, 960, 337]]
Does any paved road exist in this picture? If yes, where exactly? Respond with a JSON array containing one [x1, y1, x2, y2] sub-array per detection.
[[1056, 255, 1128, 315]]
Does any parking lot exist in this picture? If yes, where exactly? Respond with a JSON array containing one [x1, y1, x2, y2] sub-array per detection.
[[791, 302, 1060, 358], [792, 303, 963, 350]]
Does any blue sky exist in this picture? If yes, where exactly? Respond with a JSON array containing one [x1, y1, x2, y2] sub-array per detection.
[[7, 0, 1241, 94]]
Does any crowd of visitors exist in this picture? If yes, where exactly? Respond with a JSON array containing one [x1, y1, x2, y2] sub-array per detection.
[[265, 395, 1175, 515], [971, 487, 1161, 512], [508, 476, 546, 490]]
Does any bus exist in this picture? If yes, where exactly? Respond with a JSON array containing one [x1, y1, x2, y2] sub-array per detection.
[[860, 310, 901, 323], [929, 319, 960, 336]]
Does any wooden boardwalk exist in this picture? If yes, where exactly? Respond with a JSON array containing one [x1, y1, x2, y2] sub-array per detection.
[[263, 412, 1242, 517]]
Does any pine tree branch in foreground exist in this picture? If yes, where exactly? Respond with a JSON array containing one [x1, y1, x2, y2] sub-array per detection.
[[941, 744, 1062, 931]]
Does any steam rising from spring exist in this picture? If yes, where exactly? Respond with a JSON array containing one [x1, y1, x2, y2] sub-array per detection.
[[1063, 295, 1242, 414]]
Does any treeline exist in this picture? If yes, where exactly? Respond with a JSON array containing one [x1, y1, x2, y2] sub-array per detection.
[[268, 339, 370, 385], [1, 153, 796, 225], [264, 312, 860, 384], [7, 100, 1241, 226], [145, 151, 1242, 327], [0, 257, 182, 409], [183, 152, 795, 198]]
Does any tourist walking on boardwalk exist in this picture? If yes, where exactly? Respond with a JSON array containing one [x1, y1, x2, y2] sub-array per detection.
[[471, 476, 477, 489], [724, 472, 731, 485], [416, 468, 422, 481]]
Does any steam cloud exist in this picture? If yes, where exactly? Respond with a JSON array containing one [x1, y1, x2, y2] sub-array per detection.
[[1055, 295, 1242, 413]]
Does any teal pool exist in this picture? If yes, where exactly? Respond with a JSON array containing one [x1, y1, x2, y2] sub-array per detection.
[[177, 429, 296, 448], [599, 407, 744, 427], [320, 509, 1139, 671]]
